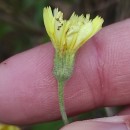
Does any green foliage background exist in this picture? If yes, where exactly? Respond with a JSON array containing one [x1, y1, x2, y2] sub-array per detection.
[[0, 0, 129, 129]]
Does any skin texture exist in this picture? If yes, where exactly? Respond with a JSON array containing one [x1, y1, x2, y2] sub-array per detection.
[[0, 19, 130, 129]]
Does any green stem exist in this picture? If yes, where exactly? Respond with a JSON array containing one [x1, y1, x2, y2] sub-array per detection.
[[58, 80, 69, 125]]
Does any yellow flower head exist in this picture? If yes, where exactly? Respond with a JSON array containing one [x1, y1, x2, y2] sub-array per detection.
[[0, 124, 20, 130], [43, 6, 104, 54], [43, 7, 104, 124]]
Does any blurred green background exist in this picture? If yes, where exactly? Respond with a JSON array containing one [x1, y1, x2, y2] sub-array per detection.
[[0, 0, 130, 129]]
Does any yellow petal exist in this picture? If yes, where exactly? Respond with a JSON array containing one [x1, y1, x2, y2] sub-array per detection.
[[53, 8, 64, 45], [91, 16, 104, 36], [43, 6, 104, 54], [43, 7, 55, 45], [74, 21, 92, 50]]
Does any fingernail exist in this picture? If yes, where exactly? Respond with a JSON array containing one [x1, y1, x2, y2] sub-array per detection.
[[60, 121, 128, 130]]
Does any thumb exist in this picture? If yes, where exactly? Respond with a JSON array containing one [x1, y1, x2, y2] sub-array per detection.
[[61, 121, 127, 130]]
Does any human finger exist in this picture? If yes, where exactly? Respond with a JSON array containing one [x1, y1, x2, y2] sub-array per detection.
[[0, 19, 130, 124]]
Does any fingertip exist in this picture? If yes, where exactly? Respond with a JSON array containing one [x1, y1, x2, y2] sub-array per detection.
[[60, 121, 127, 130]]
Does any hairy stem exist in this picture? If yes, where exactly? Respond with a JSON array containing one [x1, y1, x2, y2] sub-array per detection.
[[58, 80, 69, 125]]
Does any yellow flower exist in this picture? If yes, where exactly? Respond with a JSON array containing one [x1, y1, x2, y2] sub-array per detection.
[[0, 124, 20, 130], [43, 6, 104, 54], [43, 6, 104, 125]]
